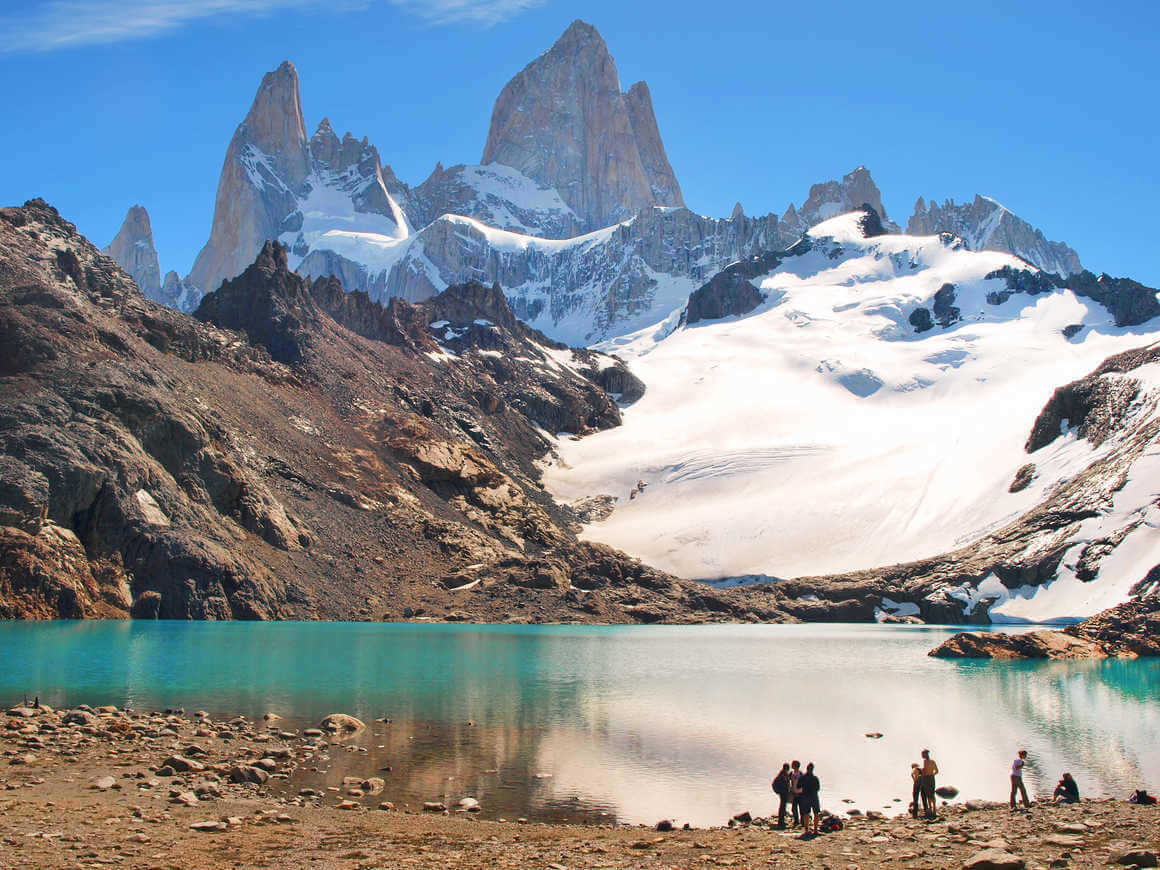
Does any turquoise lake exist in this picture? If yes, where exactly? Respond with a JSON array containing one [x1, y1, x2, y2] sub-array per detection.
[[3, 621, 1158, 826]]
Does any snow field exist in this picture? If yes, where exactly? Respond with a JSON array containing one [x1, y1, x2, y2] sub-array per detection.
[[542, 214, 1160, 612]]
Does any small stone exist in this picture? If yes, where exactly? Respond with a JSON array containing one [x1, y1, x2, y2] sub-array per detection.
[[189, 821, 225, 832], [125, 833, 150, 844], [962, 849, 1025, 870], [458, 797, 480, 812], [91, 776, 117, 791], [336, 800, 359, 810], [163, 755, 204, 773], [378, 801, 395, 811], [171, 792, 199, 807], [423, 801, 447, 812], [1112, 851, 1158, 868], [360, 777, 385, 795], [1043, 834, 1083, 848]]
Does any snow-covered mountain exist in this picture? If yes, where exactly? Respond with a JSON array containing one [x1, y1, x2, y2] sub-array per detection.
[[186, 62, 410, 306], [908, 194, 1083, 276], [169, 21, 1098, 351], [540, 210, 1160, 621]]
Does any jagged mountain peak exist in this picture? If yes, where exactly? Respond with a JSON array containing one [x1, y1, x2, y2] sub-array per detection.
[[195, 240, 317, 364], [907, 193, 1083, 276], [553, 18, 606, 52], [481, 19, 683, 229], [241, 60, 309, 188], [103, 203, 161, 299], [188, 60, 406, 305]]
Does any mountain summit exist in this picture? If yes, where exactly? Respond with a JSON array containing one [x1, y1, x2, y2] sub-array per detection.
[[908, 194, 1082, 276], [187, 60, 407, 301], [187, 61, 311, 297], [481, 20, 685, 229], [103, 205, 161, 300]]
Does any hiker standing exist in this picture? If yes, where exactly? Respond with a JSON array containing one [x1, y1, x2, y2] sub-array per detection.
[[798, 762, 822, 836], [919, 749, 939, 819], [909, 763, 922, 818], [1010, 749, 1031, 809], [788, 760, 803, 827], [772, 763, 791, 828]]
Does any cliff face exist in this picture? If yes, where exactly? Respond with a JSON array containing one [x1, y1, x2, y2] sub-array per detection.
[[481, 20, 684, 230], [0, 197, 790, 625]]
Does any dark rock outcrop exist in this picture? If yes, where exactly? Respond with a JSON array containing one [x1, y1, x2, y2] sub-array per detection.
[[1024, 352, 1150, 452], [986, 265, 1160, 328]]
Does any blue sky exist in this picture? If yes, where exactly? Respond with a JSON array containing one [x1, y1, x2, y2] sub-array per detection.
[[1, 0, 1157, 285]]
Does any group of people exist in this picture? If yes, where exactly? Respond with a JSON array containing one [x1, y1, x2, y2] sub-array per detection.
[[1012, 748, 1081, 808], [909, 749, 939, 818], [771, 760, 822, 834], [772, 747, 1085, 828]]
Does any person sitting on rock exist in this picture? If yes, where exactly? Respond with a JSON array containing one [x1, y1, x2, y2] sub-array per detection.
[[1010, 749, 1032, 810], [1053, 772, 1079, 803], [797, 762, 822, 836]]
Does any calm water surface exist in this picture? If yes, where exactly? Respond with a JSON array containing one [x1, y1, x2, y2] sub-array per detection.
[[3, 621, 1158, 826]]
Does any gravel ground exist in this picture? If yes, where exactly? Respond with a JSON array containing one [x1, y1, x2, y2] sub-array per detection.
[[3, 703, 1158, 869]]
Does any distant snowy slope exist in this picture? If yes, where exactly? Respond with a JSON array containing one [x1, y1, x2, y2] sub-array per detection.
[[542, 212, 1160, 612], [410, 162, 582, 239]]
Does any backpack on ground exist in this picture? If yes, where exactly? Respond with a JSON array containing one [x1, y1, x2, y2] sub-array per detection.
[[1129, 789, 1157, 805], [820, 815, 844, 833]]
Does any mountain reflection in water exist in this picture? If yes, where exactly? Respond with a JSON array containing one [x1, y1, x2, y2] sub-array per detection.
[[3, 621, 1157, 826]]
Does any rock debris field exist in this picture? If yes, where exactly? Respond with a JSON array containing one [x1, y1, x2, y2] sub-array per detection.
[[3, 703, 1159, 869]]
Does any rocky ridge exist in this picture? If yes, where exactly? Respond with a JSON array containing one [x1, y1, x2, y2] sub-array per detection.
[[909, 195, 1083, 276], [929, 592, 1160, 658], [0, 197, 795, 624]]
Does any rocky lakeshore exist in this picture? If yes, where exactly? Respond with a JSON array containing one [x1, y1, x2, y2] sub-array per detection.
[[929, 594, 1160, 659], [4, 702, 1160, 869]]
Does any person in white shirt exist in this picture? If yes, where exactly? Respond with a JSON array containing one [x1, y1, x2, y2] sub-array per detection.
[[1010, 749, 1031, 809]]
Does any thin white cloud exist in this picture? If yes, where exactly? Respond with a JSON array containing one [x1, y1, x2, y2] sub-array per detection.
[[386, 0, 546, 26], [0, 0, 544, 53]]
